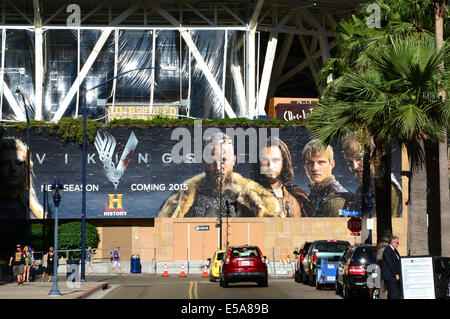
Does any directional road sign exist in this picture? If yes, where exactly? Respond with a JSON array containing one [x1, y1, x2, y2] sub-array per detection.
[[194, 225, 210, 231]]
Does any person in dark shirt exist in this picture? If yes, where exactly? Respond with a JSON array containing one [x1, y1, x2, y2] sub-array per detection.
[[8, 244, 25, 285], [381, 235, 402, 299], [44, 247, 56, 282]]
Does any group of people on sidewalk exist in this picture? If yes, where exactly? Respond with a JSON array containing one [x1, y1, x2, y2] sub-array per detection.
[[8, 244, 57, 285]]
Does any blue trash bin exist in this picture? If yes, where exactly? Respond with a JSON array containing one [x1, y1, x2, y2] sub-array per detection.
[[130, 254, 141, 273]]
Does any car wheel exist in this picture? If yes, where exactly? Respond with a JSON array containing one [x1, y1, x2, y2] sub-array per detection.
[[315, 279, 321, 290], [221, 277, 228, 288], [335, 278, 342, 295], [258, 278, 268, 287], [302, 271, 307, 285], [294, 270, 300, 283], [343, 283, 352, 299], [309, 274, 314, 287]]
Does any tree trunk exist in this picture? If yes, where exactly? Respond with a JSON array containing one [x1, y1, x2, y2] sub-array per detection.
[[373, 142, 393, 299], [439, 139, 450, 256], [360, 148, 372, 244], [425, 142, 441, 256], [407, 141, 429, 255], [435, 0, 450, 257]]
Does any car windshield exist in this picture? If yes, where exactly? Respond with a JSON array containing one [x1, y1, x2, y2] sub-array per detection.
[[315, 242, 349, 252], [216, 252, 224, 260], [353, 247, 377, 264], [229, 247, 260, 259]]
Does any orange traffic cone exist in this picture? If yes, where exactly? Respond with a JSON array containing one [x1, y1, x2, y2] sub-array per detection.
[[179, 264, 186, 277], [162, 263, 169, 277], [202, 264, 208, 278]]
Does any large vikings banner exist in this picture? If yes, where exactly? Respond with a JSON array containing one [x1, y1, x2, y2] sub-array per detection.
[[1, 124, 403, 219]]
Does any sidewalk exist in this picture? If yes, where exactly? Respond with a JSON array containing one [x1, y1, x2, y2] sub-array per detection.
[[0, 278, 108, 299]]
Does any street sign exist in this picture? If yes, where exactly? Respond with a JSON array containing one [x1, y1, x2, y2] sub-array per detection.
[[339, 209, 361, 217], [194, 225, 210, 231], [347, 217, 362, 233]]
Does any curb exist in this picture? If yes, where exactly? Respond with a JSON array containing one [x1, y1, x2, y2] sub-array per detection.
[[74, 282, 109, 299]]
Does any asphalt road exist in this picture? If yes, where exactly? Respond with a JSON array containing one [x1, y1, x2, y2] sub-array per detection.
[[85, 274, 342, 299]]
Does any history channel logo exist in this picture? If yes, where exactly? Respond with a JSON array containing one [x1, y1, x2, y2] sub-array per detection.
[[104, 194, 127, 216]]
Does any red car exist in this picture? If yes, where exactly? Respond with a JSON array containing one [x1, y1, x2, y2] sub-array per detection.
[[219, 245, 268, 288]]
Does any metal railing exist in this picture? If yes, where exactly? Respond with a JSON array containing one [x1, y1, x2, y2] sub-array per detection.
[[27, 247, 300, 276]]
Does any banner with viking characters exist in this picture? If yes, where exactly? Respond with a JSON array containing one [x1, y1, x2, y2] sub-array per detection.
[[0, 124, 403, 219]]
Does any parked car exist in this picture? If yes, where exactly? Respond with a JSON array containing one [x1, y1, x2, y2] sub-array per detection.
[[293, 241, 312, 283], [335, 244, 377, 299], [207, 249, 225, 282], [303, 240, 350, 288], [219, 245, 268, 288]]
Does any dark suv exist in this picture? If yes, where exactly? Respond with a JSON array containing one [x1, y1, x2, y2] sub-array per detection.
[[220, 245, 268, 288], [335, 245, 377, 299], [293, 241, 312, 283]]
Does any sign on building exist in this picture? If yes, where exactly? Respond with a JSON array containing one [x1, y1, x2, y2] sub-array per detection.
[[268, 97, 318, 121], [109, 104, 179, 120]]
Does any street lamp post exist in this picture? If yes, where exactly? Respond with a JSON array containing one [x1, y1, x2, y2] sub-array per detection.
[[15, 88, 31, 245], [80, 66, 175, 281], [218, 141, 223, 250], [49, 177, 64, 296]]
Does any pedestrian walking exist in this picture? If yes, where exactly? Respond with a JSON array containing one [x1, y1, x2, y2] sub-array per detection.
[[41, 251, 48, 282], [8, 244, 25, 285], [381, 235, 402, 299], [86, 246, 94, 275], [110, 247, 123, 274], [23, 245, 33, 282], [43, 247, 56, 282]]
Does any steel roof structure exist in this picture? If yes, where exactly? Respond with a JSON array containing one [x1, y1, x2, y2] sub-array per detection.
[[0, 0, 368, 121]]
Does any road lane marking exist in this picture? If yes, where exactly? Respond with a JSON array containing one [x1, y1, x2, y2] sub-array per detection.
[[194, 281, 198, 299], [189, 281, 193, 299], [188, 281, 198, 299]]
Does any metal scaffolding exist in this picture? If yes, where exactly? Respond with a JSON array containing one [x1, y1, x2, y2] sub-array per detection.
[[0, 0, 362, 121]]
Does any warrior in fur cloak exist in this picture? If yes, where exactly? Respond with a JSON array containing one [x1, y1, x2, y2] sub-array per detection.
[[157, 172, 282, 218], [157, 132, 282, 218]]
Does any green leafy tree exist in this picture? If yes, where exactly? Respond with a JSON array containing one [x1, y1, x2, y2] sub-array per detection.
[[58, 222, 100, 260], [30, 223, 54, 252]]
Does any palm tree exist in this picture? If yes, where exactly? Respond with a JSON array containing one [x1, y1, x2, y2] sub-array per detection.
[[307, 35, 449, 295], [369, 35, 449, 255], [318, 0, 450, 258], [434, 0, 450, 257]]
